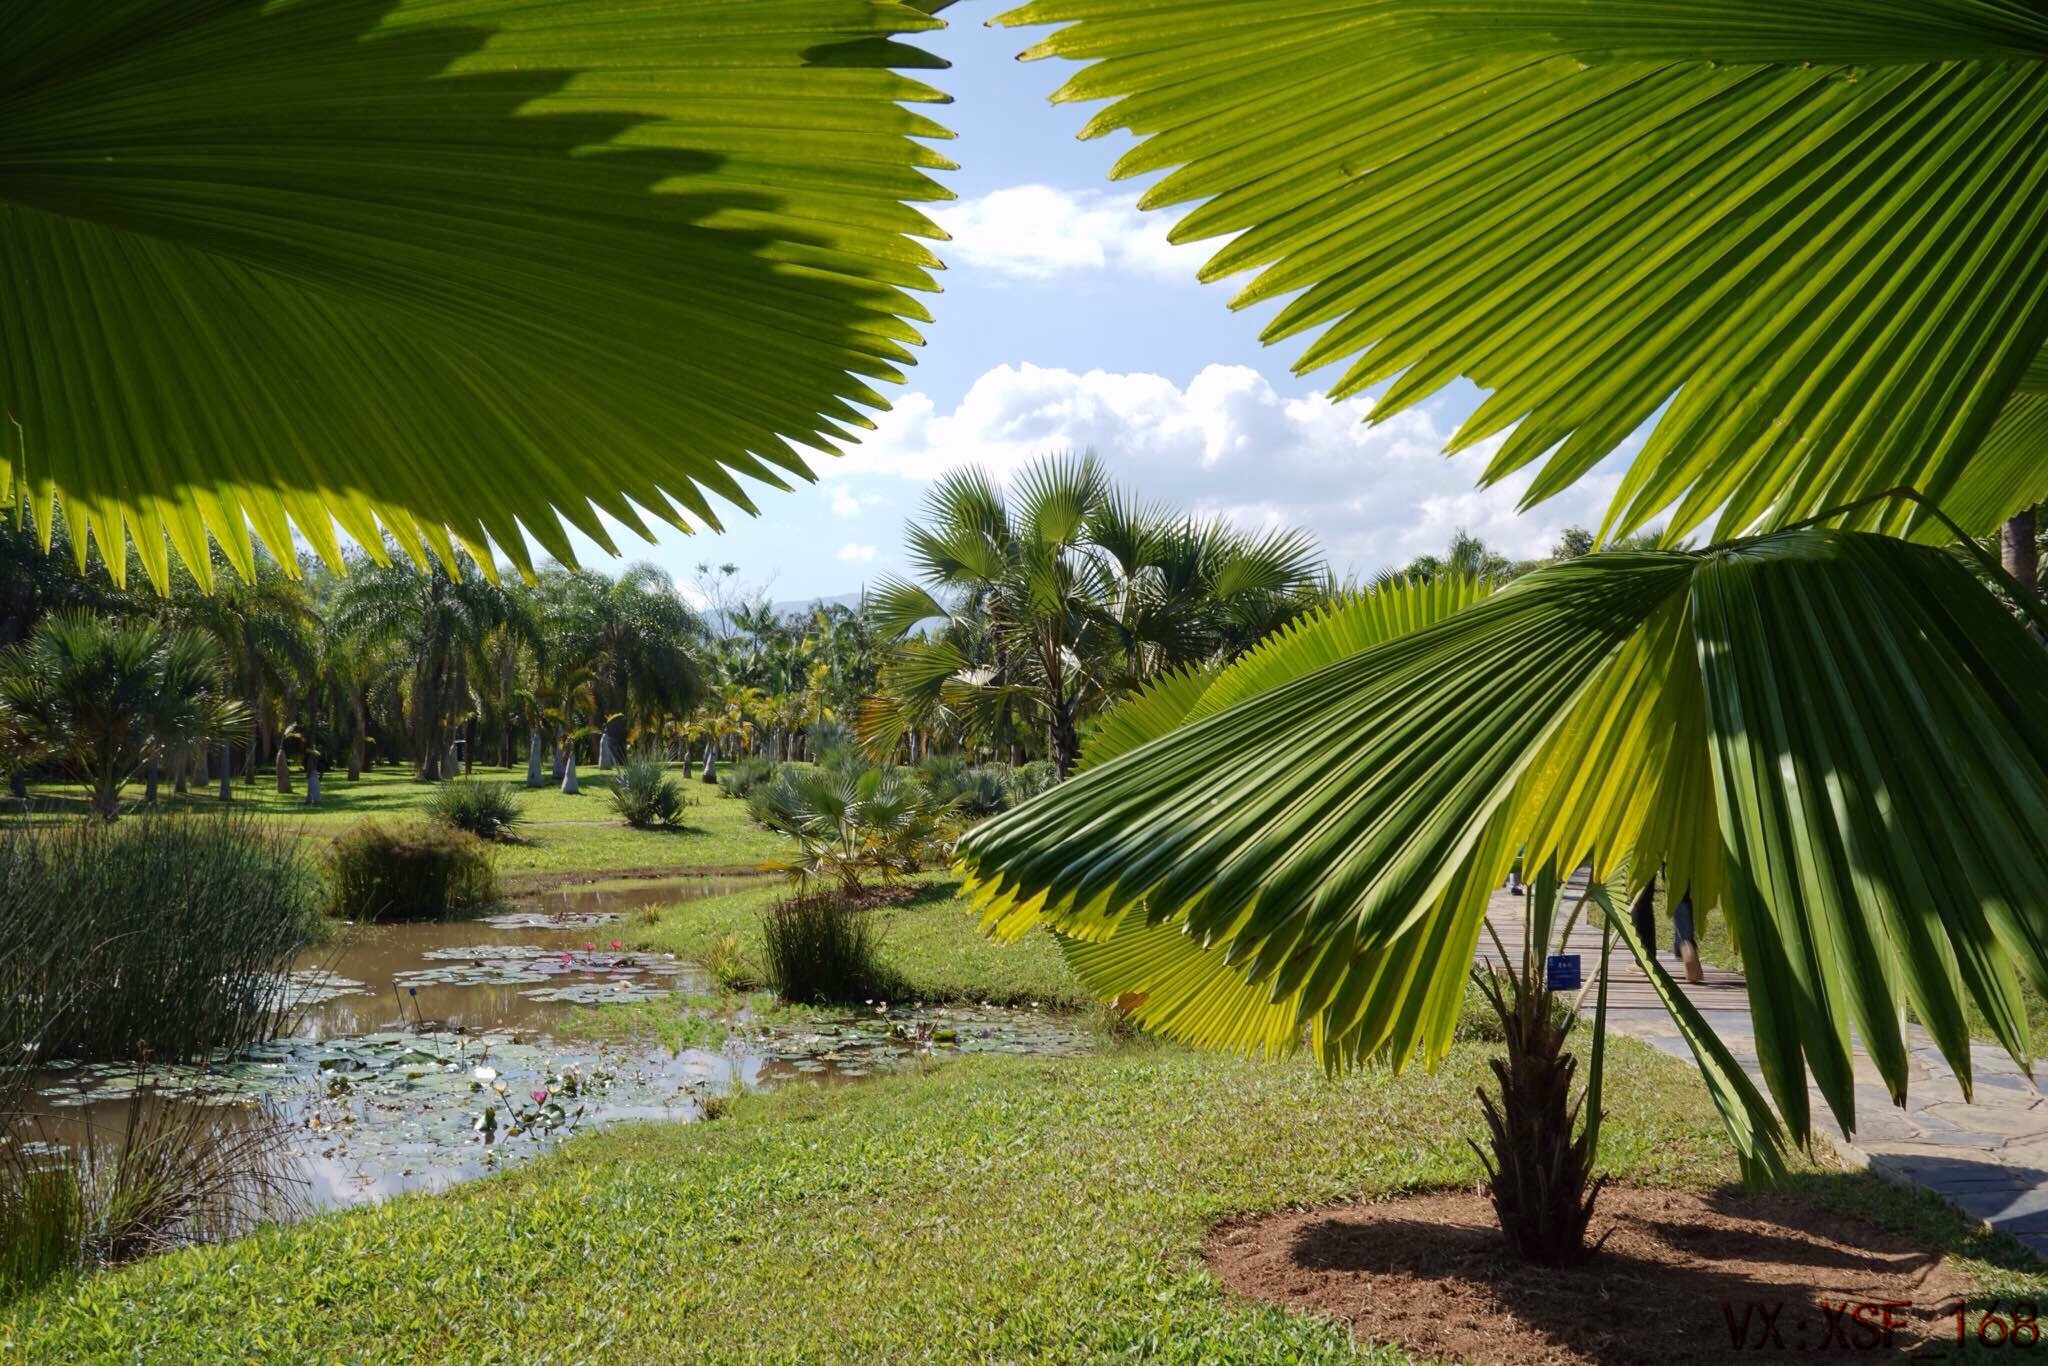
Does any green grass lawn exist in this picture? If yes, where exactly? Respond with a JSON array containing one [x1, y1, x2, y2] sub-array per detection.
[[615, 873, 1091, 1009], [6, 1037, 2038, 1363], [17, 765, 786, 880]]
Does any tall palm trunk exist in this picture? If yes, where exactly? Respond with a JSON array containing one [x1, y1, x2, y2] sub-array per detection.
[[2003, 508, 2040, 597]]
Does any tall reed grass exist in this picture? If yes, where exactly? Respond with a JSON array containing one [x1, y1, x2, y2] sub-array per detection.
[[0, 813, 323, 1064]]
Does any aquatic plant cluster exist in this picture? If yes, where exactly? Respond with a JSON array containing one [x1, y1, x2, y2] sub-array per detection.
[[0, 815, 321, 1064]]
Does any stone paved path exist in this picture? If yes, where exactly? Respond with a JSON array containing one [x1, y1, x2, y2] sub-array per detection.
[[1480, 881, 2048, 1257]]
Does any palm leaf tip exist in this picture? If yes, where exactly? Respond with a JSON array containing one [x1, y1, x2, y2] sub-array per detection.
[[994, 0, 2048, 544], [0, 0, 956, 588]]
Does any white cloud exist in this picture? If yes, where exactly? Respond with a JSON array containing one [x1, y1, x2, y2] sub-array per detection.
[[831, 363, 1633, 574], [932, 185, 1208, 283], [835, 542, 878, 563], [830, 487, 862, 518]]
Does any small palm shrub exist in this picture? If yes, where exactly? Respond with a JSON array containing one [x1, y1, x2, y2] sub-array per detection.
[[751, 765, 948, 895], [426, 779, 524, 841], [914, 754, 1009, 818], [611, 759, 687, 828], [716, 754, 778, 801], [326, 819, 496, 922], [760, 891, 883, 1003], [1009, 760, 1060, 803], [0, 814, 322, 1063]]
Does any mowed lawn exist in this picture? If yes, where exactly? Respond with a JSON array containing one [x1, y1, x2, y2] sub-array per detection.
[[8, 1036, 2044, 1363], [17, 764, 784, 878], [618, 874, 1091, 1008]]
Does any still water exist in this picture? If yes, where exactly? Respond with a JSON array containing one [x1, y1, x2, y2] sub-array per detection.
[[26, 878, 1093, 1215]]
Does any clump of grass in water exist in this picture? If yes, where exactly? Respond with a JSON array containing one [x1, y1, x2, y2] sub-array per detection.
[[326, 818, 497, 922], [760, 891, 885, 1004], [0, 813, 323, 1063], [0, 1092, 302, 1303], [425, 779, 524, 842]]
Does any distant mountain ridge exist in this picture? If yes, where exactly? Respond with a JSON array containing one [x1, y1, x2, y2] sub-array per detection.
[[768, 591, 865, 621]]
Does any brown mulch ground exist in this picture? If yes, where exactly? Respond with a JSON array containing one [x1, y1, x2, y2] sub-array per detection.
[[1206, 1187, 1969, 1364]]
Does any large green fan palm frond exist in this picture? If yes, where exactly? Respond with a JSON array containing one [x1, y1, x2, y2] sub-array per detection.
[[958, 532, 2048, 1165], [1000, 0, 2048, 544], [2, 0, 955, 588]]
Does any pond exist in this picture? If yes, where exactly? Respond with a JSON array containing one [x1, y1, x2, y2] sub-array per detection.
[[21, 877, 1093, 1218]]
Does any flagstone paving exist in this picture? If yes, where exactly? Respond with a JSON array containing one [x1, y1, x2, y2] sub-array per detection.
[[1481, 883, 2048, 1258]]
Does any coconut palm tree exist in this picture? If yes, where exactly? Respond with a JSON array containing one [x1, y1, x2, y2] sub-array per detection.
[[860, 454, 1326, 773], [0, 0, 952, 588], [537, 565, 704, 764], [0, 613, 246, 819], [956, 0, 2048, 1265], [328, 552, 536, 781]]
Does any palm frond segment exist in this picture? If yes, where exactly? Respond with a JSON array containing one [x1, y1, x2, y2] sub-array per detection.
[[959, 531, 2048, 1152], [1, 0, 955, 586], [1001, 0, 2048, 543]]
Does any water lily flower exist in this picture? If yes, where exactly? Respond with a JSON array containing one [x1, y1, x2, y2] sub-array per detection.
[[610, 940, 621, 950], [533, 1088, 549, 1104]]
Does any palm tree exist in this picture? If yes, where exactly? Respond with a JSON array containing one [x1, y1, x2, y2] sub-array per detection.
[[0, 613, 246, 819], [955, 0, 2048, 1264], [1, 1, 952, 588], [162, 548, 318, 788], [537, 565, 704, 763], [328, 552, 534, 781], [860, 454, 1326, 773], [1403, 531, 1525, 589]]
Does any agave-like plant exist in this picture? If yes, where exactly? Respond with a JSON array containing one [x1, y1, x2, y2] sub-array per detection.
[[1, 0, 953, 586]]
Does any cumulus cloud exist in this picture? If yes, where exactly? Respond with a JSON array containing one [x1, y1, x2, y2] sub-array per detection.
[[931, 185, 1208, 282], [830, 487, 862, 518], [829, 363, 1631, 574], [835, 543, 878, 563]]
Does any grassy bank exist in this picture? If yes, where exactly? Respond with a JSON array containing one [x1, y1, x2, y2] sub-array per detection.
[[618, 874, 1089, 1009], [21, 1034, 2022, 1362], [18, 766, 784, 878]]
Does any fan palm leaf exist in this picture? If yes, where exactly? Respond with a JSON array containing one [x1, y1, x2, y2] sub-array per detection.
[[3, 0, 954, 586], [957, 531, 2048, 1175], [999, 0, 2048, 544]]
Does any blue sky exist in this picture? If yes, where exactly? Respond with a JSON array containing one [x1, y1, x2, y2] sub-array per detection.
[[568, 14, 1629, 606]]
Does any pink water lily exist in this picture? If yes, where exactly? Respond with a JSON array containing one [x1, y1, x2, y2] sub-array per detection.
[[532, 1089, 549, 1105], [609, 940, 621, 950]]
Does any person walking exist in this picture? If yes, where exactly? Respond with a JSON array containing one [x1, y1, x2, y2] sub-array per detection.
[[1672, 885, 1704, 984]]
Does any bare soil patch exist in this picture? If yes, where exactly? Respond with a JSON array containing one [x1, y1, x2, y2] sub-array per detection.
[[1206, 1186, 1969, 1364]]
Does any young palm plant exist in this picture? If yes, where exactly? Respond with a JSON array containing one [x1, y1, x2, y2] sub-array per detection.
[[957, 538, 2048, 1261], [0, 613, 246, 819]]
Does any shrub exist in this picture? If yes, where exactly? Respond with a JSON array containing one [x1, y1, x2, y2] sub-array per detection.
[[751, 765, 949, 895], [759, 891, 883, 1003], [611, 759, 687, 828], [698, 932, 755, 990], [326, 819, 496, 923], [716, 754, 778, 801], [0, 814, 322, 1064], [425, 779, 524, 841], [1009, 760, 1061, 803], [914, 754, 1009, 819]]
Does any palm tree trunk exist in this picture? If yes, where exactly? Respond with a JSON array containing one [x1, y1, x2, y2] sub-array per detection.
[[218, 743, 234, 802], [1048, 701, 1080, 778], [2002, 507, 2040, 597], [526, 728, 545, 787], [275, 746, 292, 794]]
